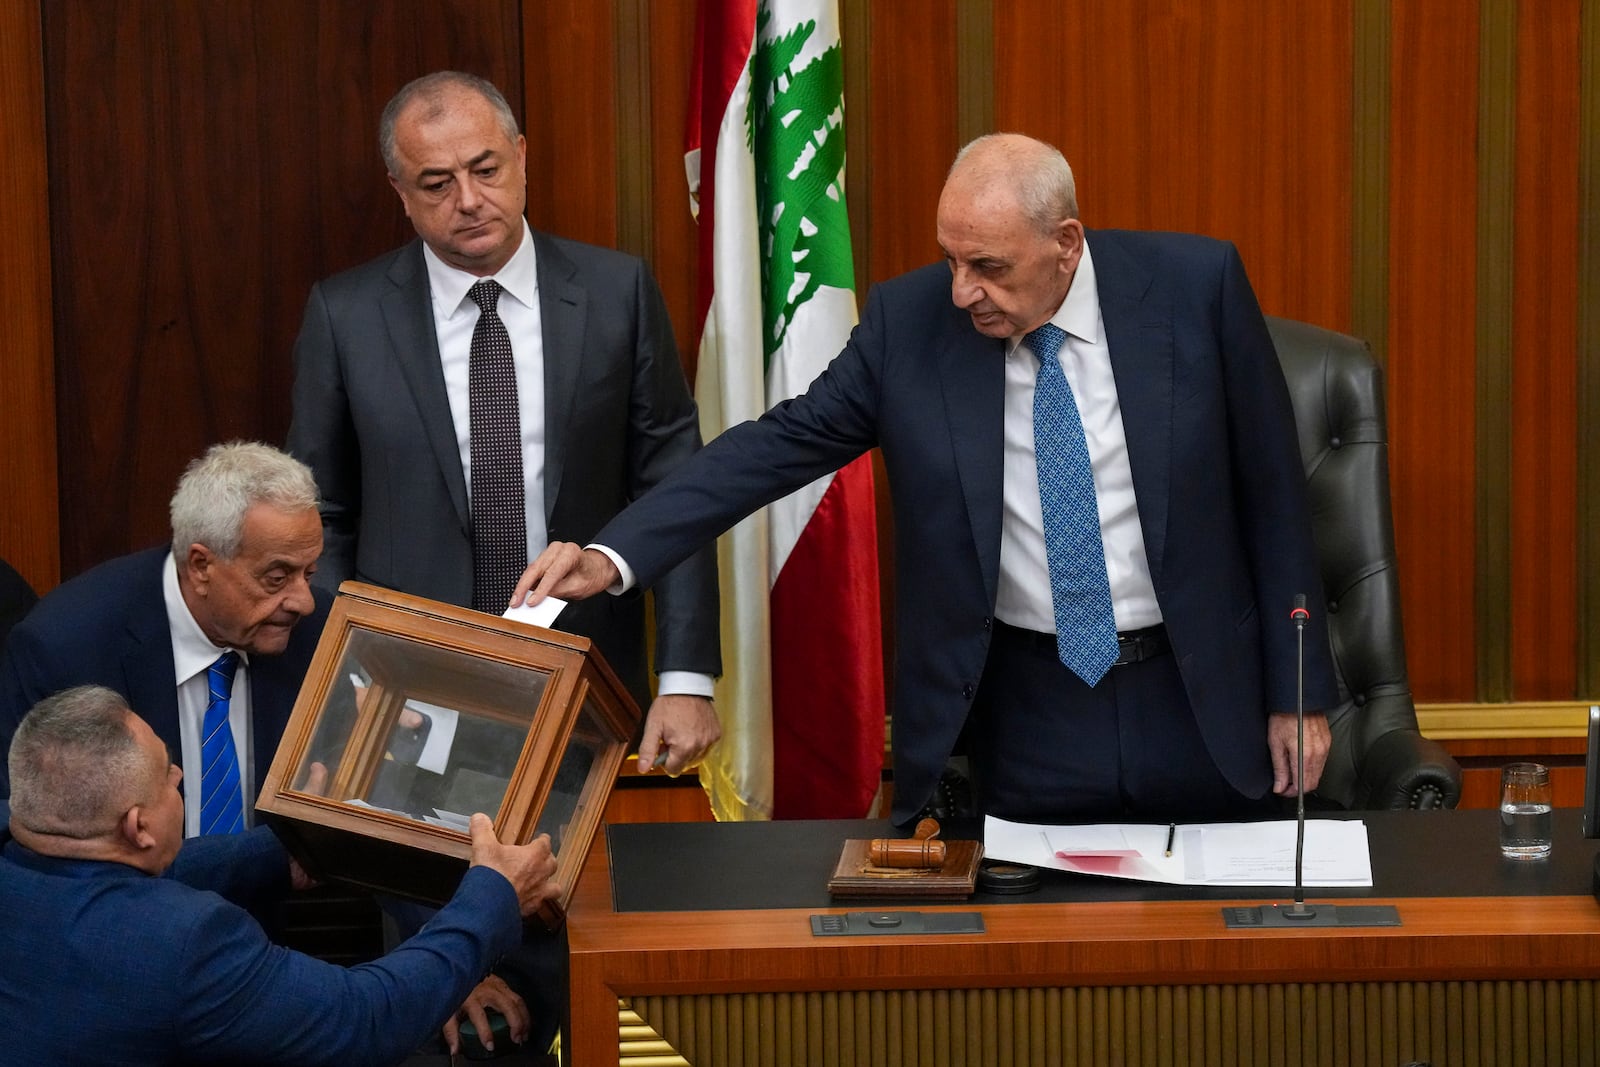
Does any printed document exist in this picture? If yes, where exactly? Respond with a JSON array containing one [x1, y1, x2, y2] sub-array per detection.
[[984, 816, 1373, 887]]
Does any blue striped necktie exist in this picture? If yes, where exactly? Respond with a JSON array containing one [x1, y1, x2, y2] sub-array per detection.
[[1028, 323, 1120, 685], [199, 650, 245, 834]]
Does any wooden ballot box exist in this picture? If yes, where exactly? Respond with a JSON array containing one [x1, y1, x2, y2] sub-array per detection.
[[257, 582, 638, 914]]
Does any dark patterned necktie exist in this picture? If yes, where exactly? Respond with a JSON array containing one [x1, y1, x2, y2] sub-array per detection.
[[199, 651, 244, 834], [467, 279, 528, 613], [1028, 323, 1119, 685]]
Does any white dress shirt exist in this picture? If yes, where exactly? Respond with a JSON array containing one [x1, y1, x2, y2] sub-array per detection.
[[994, 240, 1163, 634], [162, 553, 255, 838], [426, 221, 710, 698]]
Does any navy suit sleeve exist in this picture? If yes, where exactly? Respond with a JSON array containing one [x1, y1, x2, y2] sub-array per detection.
[[289, 280, 360, 590], [1214, 243, 1338, 711], [177, 866, 521, 1065], [169, 826, 291, 914], [598, 280, 891, 589]]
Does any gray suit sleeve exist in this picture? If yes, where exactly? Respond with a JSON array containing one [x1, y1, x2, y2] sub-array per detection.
[[288, 282, 360, 590], [623, 263, 722, 679]]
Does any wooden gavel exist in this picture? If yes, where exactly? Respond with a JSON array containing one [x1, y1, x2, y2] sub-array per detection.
[[868, 817, 947, 869]]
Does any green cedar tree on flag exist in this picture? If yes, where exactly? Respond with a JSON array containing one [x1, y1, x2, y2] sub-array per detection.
[[685, 0, 884, 820]]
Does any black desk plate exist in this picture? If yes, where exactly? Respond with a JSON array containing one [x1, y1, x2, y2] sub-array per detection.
[[810, 911, 986, 936], [1222, 903, 1403, 928]]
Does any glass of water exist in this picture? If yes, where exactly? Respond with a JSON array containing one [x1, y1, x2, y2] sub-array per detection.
[[1499, 762, 1553, 859]]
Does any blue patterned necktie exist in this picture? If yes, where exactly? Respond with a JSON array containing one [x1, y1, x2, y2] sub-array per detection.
[[1028, 323, 1120, 685], [199, 650, 245, 834]]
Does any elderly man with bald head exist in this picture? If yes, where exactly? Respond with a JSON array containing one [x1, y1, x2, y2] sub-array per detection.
[[516, 133, 1339, 827]]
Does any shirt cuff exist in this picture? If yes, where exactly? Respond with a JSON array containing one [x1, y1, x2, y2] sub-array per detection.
[[656, 672, 715, 699], [587, 543, 635, 593]]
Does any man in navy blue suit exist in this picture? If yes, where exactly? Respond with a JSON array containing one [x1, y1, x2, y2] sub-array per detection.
[[0, 685, 559, 1063], [515, 133, 1340, 826], [0, 441, 527, 1047], [0, 441, 330, 827]]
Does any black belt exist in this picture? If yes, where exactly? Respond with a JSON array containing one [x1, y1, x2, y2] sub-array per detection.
[[994, 620, 1170, 666]]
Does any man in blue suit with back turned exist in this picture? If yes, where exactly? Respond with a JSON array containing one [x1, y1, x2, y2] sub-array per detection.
[[515, 133, 1340, 826], [0, 685, 559, 1063]]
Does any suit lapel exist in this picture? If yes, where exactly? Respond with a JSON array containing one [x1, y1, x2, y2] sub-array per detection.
[[1089, 230, 1173, 585], [534, 233, 587, 521], [381, 242, 471, 534], [937, 325, 1007, 607], [121, 555, 182, 788]]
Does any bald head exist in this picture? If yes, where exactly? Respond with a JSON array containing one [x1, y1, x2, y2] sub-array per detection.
[[936, 134, 1084, 338], [947, 134, 1078, 235]]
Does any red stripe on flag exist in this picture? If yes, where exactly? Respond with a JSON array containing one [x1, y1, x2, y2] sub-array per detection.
[[769, 454, 884, 819], [687, 0, 757, 338]]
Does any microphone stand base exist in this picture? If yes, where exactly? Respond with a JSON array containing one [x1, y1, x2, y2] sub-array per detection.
[[1222, 903, 1402, 928]]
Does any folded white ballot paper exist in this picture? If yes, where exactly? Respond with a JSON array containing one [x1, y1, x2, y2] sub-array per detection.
[[503, 596, 568, 630], [984, 815, 1374, 887]]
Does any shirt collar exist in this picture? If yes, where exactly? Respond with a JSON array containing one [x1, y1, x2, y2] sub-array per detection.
[[422, 218, 540, 320], [162, 551, 243, 685], [1007, 237, 1103, 355]]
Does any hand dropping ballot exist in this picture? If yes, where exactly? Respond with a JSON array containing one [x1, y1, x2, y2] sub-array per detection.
[[984, 816, 1374, 887]]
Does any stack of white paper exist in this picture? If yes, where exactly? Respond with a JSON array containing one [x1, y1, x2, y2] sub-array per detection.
[[984, 816, 1374, 887]]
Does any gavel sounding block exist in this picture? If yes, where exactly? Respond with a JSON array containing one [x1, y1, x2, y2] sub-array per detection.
[[827, 832, 984, 900]]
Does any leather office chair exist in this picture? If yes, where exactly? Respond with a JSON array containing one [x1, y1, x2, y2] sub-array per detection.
[[1266, 316, 1462, 810]]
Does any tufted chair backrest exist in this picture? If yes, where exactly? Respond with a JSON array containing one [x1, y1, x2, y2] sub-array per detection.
[[1265, 317, 1461, 810]]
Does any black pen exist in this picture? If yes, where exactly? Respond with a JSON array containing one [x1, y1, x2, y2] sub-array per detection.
[[1164, 823, 1176, 857]]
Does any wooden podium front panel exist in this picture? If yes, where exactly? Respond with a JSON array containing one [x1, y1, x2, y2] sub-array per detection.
[[566, 824, 1600, 1067], [624, 981, 1600, 1066]]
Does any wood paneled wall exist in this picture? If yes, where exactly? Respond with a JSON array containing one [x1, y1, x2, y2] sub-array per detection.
[[1, 2, 58, 596], [36, 0, 521, 577], [4, 1, 1594, 712]]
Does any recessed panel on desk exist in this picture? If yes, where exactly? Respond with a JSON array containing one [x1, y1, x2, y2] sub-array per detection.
[[260, 582, 640, 911]]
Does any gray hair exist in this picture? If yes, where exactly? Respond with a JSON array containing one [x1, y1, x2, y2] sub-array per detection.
[[951, 133, 1079, 232], [380, 71, 521, 176], [8, 685, 150, 838], [169, 441, 318, 560]]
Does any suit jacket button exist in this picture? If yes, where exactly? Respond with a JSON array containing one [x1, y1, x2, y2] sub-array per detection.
[[962, 683, 975, 700]]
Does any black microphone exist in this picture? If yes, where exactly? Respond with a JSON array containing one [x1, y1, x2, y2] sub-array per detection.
[[1284, 593, 1313, 918], [1222, 595, 1402, 929]]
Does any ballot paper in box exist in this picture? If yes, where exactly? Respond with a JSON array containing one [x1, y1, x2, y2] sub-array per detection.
[[256, 581, 639, 915]]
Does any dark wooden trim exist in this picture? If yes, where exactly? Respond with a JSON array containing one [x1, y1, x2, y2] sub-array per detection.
[[614, 0, 653, 260], [1579, 0, 1600, 698], [1475, 0, 1516, 702], [954, 0, 994, 148], [843, 0, 871, 293], [1352, 0, 1390, 359]]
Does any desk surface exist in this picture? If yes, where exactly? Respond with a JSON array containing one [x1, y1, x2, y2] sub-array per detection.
[[568, 811, 1600, 1066], [606, 809, 1600, 912]]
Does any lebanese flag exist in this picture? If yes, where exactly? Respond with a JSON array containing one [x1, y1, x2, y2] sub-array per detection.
[[685, 0, 884, 820]]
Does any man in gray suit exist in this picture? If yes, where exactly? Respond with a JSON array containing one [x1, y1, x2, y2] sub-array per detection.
[[288, 72, 722, 777]]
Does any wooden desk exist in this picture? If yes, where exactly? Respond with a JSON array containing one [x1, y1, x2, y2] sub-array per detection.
[[565, 813, 1600, 1066]]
